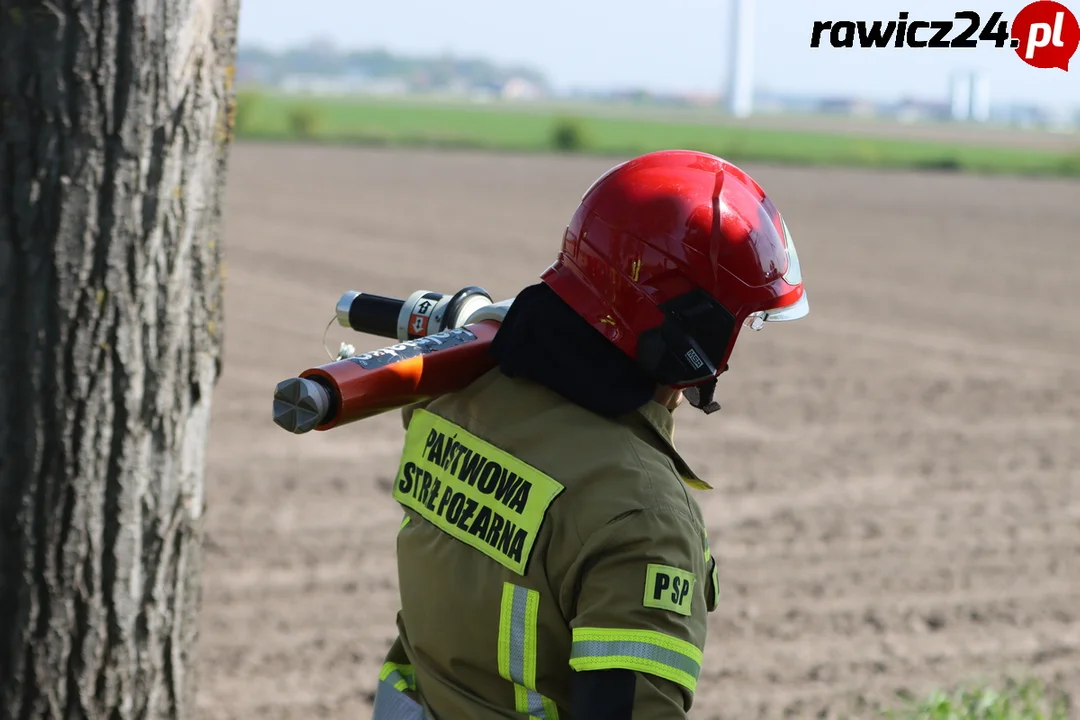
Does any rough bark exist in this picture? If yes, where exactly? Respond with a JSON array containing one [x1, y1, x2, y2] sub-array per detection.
[[0, 1, 239, 718]]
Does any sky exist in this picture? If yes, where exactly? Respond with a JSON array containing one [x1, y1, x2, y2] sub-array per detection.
[[237, 0, 1078, 112]]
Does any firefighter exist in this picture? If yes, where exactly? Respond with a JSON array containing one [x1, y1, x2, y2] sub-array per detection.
[[372, 149, 809, 719]]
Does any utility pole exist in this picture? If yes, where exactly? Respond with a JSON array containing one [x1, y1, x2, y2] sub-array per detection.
[[727, 0, 756, 118]]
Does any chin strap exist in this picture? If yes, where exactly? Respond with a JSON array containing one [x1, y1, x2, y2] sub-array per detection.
[[682, 364, 729, 415], [683, 377, 722, 415]]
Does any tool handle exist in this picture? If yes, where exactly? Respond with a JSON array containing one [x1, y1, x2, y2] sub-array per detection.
[[335, 291, 405, 339]]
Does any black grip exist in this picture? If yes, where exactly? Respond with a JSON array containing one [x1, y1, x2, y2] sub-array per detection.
[[348, 293, 404, 338]]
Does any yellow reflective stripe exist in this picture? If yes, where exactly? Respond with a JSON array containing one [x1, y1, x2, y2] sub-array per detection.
[[498, 583, 559, 719], [704, 531, 720, 610], [400, 514, 411, 531], [569, 627, 702, 693], [497, 584, 515, 681], [378, 662, 415, 692], [373, 662, 424, 720], [680, 474, 712, 491]]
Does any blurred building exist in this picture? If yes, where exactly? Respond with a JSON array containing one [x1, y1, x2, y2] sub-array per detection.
[[279, 73, 408, 96], [893, 98, 951, 123], [817, 97, 877, 117], [501, 77, 544, 101]]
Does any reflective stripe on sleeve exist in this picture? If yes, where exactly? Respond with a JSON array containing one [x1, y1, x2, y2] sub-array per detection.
[[373, 663, 425, 720], [379, 662, 416, 692], [569, 627, 703, 693], [498, 583, 560, 720]]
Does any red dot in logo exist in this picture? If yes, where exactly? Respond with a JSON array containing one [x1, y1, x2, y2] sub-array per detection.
[[1011, 0, 1080, 70]]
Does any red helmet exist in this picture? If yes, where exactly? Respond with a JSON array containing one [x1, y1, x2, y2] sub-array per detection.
[[541, 149, 808, 395]]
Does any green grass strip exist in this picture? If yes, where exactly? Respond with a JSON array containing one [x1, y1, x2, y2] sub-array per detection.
[[232, 93, 1080, 178], [886, 679, 1071, 719]]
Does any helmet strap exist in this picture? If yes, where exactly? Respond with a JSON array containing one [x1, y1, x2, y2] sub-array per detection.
[[683, 378, 722, 415]]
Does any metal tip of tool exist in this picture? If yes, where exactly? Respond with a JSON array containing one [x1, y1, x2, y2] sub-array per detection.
[[273, 377, 331, 434], [336, 291, 360, 328]]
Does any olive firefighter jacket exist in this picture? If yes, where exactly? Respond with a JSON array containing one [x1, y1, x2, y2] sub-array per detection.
[[373, 368, 719, 719]]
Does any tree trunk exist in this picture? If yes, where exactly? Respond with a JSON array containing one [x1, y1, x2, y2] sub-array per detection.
[[0, 1, 239, 718]]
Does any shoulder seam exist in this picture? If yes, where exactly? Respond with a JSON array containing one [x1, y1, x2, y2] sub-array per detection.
[[621, 424, 659, 503], [622, 427, 702, 521]]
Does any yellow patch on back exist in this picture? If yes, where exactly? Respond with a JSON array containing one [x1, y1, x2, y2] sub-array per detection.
[[643, 564, 695, 616], [393, 409, 564, 575]]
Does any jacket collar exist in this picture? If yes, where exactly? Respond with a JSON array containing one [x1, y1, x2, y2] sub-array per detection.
[[633, 402, 712, 491]]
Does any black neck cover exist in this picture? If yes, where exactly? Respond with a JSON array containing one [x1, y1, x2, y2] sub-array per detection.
[[489, 283, 657, 417], [491, 282, 730, 416]]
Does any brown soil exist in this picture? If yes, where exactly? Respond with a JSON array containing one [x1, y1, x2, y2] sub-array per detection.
[[198, 144, 1080, 719]]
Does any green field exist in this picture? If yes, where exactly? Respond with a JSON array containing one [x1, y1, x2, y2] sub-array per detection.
[[886, 680, 1071, 720], [232, 93, 1080, 178]]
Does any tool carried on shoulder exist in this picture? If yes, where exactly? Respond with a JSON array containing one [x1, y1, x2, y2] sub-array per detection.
[[272, 286, 512, 434]]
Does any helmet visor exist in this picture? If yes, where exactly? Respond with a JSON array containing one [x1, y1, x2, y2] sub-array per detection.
[[763, 291, 810, 322], [744, 214, 809, 330]]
